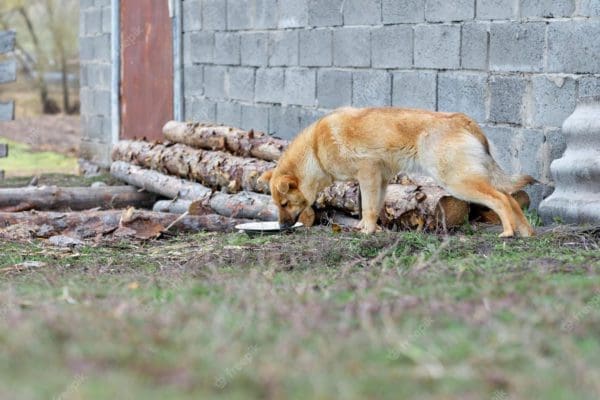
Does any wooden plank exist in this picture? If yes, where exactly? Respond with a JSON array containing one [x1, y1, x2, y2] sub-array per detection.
[[0, 101, 14, 121], [0, 144, 7, 158], [0, 30, 15, 54], [0, 60, 16, 84]]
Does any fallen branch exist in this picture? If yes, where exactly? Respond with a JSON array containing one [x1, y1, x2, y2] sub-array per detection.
[[0, 185, 156, 212], [163, 121, 287, 161]]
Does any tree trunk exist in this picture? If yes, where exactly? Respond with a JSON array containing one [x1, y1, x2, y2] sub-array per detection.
[[0, 209, 249, 241], [315, 181, 470, 231], [0, 186, 156, 212], [111, 140, 274, 193], [163, 121, 287, 162]]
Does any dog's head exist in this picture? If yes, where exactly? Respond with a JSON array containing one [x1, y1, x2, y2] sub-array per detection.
[[259, 169, 310, 228]]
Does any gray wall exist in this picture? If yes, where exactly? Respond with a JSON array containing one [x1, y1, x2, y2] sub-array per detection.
[[81, 0, 600, 206], [79, 0, 112, 165]]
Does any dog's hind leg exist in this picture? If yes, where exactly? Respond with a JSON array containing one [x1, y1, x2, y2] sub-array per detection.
[[506, 193, 535, 237], [446, 178, 517, 238]]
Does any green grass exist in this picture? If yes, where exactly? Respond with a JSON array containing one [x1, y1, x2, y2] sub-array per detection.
[[0, 138, 78, 177], [0, 226, 599, 400]]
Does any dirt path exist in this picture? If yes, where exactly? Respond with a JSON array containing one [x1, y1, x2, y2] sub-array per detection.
[[0, 115, 80, 157]]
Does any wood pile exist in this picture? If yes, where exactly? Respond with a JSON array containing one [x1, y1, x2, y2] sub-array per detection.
[[0, 120, 530, 243]]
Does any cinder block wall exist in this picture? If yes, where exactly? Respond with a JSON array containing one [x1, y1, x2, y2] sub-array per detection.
[[79, 0, 112, 165], [182, 0, 600, 207]]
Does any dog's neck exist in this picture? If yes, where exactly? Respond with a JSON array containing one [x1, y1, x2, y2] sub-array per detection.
[[297, 148, 333, 205]]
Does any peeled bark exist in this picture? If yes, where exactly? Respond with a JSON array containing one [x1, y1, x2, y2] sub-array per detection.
[[111, 140, 273, 193], [163, 121, 287, 161], [315, 181, 469, 230], [0, 185, 156, 212], [0, 209, 249, 241]]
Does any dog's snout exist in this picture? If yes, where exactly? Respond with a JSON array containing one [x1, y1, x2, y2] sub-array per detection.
[[279, 219, 295, 229]]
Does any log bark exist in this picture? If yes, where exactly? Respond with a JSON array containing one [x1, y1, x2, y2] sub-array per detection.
[[315, 181, 469, 230], [111, 140, 273, 193], [163, 121, 287, 162], [0, 209, 250, 241], [0, 185, 156, 212]]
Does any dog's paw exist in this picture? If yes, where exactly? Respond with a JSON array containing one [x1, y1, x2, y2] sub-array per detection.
[[357, 219, 381, 234]]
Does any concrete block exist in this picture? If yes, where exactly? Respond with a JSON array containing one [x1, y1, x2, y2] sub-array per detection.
[[241, 32, 269, 66], [382, 0, 425, 23], [254, 0, 278, 29], [300, 108, 328, 128], [84, 115, 107, 141], [353, 70, 392, 107], [101, 7, 111, 34], [242, 105, 270, 133], [529, 75, 576, 128], [343, 0, 382, 25], [94, 89, 111, 117], [79, 37, 95, 61], [461, 22, 489, 70], [489, 22, 545, 72], [95, 0, 110, 7], [482, 125, 517, 173], [279, 0, 309, 28], [185, 32, 214, 65], [579, 0, 600, 16], [183, 0, 202, 32], [544, 128, 567, 172], [489, 75, 526, 124], [202, 0, 227, 30], [214, 32, 240, 65], [371, 25, 413, 69], [308, 0, 343, 27], [285, 68, 316, 106], [85, 64, 111, 88], [515, 128, 545, 178], [227, 67, 255, 102], [217, 102, 242, 128], [80, 88, 95, 115], [392, 71, 437, 110], [227, 0, 252, 30], [414, 24, 461, 69], [333, 27, 371, 67], [255, 68, 285, 104], [520, 0, 575, 18], [578, 76, 600, 98], [437, 72, 487, 122], [94, 34, 111, 61], [476, 0, 518, 20], [547, 20, 600, 74], [425, 0, 475, 22], [83, 8, 102, 36], [299, 29, 332, 67], [184, 65, 204, 97], [186, 97, 217, 122], [269, 30, 299, 66], [269, 106, 302, 139], [317, 69, 352, 109], [80, 0, 95, 10], [203, 66, 227, 100]]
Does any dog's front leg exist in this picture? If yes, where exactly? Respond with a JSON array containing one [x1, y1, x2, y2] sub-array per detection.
[[357, 169, 386, 234]]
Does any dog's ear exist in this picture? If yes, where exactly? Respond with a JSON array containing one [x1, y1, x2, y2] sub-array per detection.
[[276, 175, 298, 194], [258, 170, 273, 185]]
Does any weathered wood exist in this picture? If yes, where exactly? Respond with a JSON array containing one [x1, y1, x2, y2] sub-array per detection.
[[315, 181, 469, 230], [0, 185, 157, 212], [114, 161, 279, 220], [0, 209, 250, 241], [111, 161, 212, 201], [0, 61, 16, 84], [163, 121, 287, 161], [0, 30, 15, 54], [111, 140, 274, 193]]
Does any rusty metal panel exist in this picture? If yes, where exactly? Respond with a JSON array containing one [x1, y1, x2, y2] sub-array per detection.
[[120, 0, 173, 141]]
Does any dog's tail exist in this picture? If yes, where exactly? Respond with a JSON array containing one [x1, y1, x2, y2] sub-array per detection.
[[488, 161, 537, 194]]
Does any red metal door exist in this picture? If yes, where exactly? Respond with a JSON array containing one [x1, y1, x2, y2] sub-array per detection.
[[120, 0, 173, 140]]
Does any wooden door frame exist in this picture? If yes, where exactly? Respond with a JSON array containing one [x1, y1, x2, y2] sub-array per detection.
[[110, 0, 183, 145]]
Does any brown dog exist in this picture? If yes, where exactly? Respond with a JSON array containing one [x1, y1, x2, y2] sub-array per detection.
[[259, 107, 535, 237]]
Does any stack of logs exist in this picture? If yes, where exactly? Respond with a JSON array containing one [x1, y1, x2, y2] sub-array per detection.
[[109, 121, 530, 232], [0, 121, 530, 242]]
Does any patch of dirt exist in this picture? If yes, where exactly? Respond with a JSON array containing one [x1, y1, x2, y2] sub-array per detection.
[[0, 115, 80, 156]]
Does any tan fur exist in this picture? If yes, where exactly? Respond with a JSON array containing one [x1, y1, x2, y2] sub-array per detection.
[[259, 107, 535, 237]]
